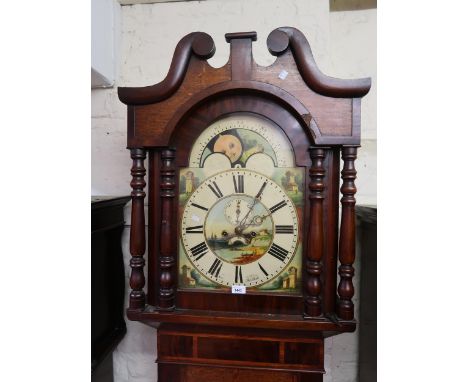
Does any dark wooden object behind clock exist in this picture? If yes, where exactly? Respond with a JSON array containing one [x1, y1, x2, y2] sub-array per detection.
[[118, 27, 370, 382], [91, 196, 130, 382]]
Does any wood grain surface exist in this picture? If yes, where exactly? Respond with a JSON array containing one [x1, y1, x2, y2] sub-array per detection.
[[118, 27, 370, 381]]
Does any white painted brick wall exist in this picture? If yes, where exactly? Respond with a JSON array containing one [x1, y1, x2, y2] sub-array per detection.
[[91, 1, 376, 381]]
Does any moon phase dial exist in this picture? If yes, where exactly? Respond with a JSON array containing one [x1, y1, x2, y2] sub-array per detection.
[[188, 114, 295, 169]]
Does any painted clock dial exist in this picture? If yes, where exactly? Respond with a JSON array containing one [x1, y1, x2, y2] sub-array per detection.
[[178, 113, 304, 293], [181, 169, 298, 287]]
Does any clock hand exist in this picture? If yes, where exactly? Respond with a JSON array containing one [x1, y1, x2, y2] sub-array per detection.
[[237, 197, 260, 231], [245, 212, 272, 226], [235, 200, 241, 224]]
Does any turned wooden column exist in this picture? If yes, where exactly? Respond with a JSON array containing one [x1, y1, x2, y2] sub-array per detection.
[[129, 148, 147, 310], [158, 149, 176, 309], [305, 147, 326, 317], [337, 146, 358, 320]]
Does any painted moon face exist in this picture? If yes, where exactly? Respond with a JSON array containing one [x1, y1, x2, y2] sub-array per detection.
[[213, 134, 243, 162]]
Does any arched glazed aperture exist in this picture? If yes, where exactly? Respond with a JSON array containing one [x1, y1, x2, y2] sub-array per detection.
[[168, 92, 312, 168]]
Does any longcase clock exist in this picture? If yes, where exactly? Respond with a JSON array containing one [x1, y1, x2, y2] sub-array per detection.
[[118, 28, 371, 382]]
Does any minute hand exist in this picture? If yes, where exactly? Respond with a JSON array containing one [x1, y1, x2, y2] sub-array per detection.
[[245, 211, 272, 226], [238, 182, 267, 230], [237, 198, 260, 231]]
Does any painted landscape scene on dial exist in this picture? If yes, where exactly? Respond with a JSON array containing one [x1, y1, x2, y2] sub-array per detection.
[[178, 167, 304, 293]]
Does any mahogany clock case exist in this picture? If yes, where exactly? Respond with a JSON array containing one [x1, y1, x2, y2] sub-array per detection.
[[156, 97, 340, 316], [118, 27, 370, 381]]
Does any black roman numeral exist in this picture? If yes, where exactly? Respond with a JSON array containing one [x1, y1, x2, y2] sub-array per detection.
[[208, 181, 223, 198], [189, 242, 208, 260], [268, 243, 289, 262], [258, 263, 269, 277], [256, 181, 267, 199], [235, 265, 243, 283], [269, 200, 287, 214], [233, 174, 244, 193], [185, 225, 204, 234], [191, 203, 208, 211], [208, 258, 223, 277], [275, 225, 294, 234]]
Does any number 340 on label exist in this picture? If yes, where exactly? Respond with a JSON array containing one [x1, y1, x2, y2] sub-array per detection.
[[231, 285, 246, 294]]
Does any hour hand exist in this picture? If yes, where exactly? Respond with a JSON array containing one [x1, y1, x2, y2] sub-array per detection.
[[247, 213, 271, 226]]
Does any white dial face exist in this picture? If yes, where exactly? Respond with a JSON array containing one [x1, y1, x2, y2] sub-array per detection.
[[188, 113, 294, 169], [181, 169, 299, 287]]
